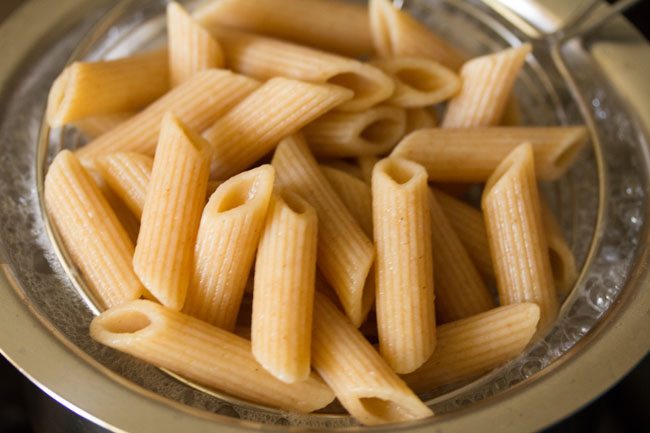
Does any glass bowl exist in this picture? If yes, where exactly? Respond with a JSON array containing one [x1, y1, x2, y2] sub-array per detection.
[[0, 0, 649, 432]]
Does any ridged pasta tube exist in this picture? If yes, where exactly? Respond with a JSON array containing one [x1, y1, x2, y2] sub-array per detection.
[[320, 166, 373, 238], [96, 153, 153, 219]]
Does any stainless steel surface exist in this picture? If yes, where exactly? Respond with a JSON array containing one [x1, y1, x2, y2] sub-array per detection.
[[0, 0, 649, 432]]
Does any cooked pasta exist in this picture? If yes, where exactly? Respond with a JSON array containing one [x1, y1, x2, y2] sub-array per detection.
[[405, 108, 437, 134], [167, 2, 224, 86], [73, 113, 131, 140], [133, 113, 211, 310], [320, 165, 373, 238], [96, 153, 153, 219], [204, 77, 353, 179], [252, 192, 318, 384], [391, 126, 589, 182], [183, 165, 275, 330], [272, 134, 374, 327], [90, 300, 335, 412], [304, 105, 406, 158], [358, 155, 380, 185], [372, 158, 435, 373], [482, 144, 558, 331], [44, 150, 142, 308], [540, 200, 577, 296]]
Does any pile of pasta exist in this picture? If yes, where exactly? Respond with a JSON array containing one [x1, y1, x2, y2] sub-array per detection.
[[43, 0, 588, 426]]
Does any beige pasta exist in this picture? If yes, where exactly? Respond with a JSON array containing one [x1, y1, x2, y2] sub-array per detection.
[[369, 0, 465, 70], [311, 292, 433, 425], [304, 105, 406, 158], [434, 188, 495, 281], [428, 189, 494, 323], [501, 95, 522, 126], [44, 150, 142, 308], [183, 165, 275, 330], [372, 158, 435, 373], [73, 113, 131, 140], [320, 165, 373, 238], [47, 50, 169, 127], [392, 126, 589, 182], [482, 143, 558, 331], [167, 2, 224, 87], [207, 27, 394, 112], [96, 153, 153, 219], [133, 113, 210, 310], [358, 155, 380, 185], [402, 303, 540, 392], [76, 69, 259, 160], [272, 134, 374, 327], [322, 160, 364, 180], [90, 300, 335, 413], [252, 192, 318, 384], [371, 57, 460, 108], [442, 44, 532, 128], [540, 200, 577, 296], [405, 108, 437, 134], [204, 77, 353, 179], [195, 0, 372, 57]]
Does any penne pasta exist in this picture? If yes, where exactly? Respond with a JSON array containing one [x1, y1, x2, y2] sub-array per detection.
[[501, 95, 522, 126], [358, 155, 380, 185], [321, 160, 364, 180], [90, 300, 335, 413], [405, 108, 437, 134], [167, 2, 224, 87], [304, 105, 406, 159], [207, 27, 394, 112], [434, 188, 495, 281], [540, 200, 577, 296], [73, 113, 132, 140], [442, 44, 532, 128], [372, 158, 435, 373], [44, 150, 142, 308], [272, 134, 374, 327], [482, 144, 558, 331], [47, 50, 169, 127], [96, 153, 153, 219], [402, 303, 540, 392], [391, 126, 589, 182], [204, 77, 353, 179], [371, 57, 460, 108], [183, 165, 274, 330], [76, 69, 259, 160], [320, 165, 373, 238], [195, 0, 372, 57], [133, 113, 211, 310], [369, 0, 465, 70], [428, 189, 494, 323], [311, 292, 433, 425], [252, 192, 318, 383]]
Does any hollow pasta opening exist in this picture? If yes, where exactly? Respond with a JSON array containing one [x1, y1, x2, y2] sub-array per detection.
[[360, 118, 402, 147], [327, 72, 378, 102], [395, 68, 443, 93], [358, 397, 409, 422], [102, 310, 152, 334], [216, 178, 257, 212], [381, 159, 418, 185]]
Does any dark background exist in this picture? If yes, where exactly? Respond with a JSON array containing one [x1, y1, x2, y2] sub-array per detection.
[[1, 1, 649, 432]]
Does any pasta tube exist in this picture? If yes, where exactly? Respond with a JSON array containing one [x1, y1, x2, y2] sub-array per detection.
[[371, 57, 460, 108], [252, 192, 318, 383], [312, 292, 433, 425], [76, 69, 259, 160], [358, 155, 380, 185], [133, 113, 211, 310], [272, 134, 374, 327], [428, 189, 494, 323], [204, 77, 352, 179], [47, 50, 169, 127], [44, 150, 142, 308], [405, 108, 437, 134], [90, 300, 335, 413], [391, 126, 589, 182], [321, 160, 364, 180], [402, 303, 540, 392], [304, 105, 406, 158], [434, 188, 495, 281], [207, 28, 394, 112], [442, 44, 532, 128], [96, 153, 153, 219], [372, 158, 435, 373], [73, 113, 131, 140], [482, 144, 558, 330], [320, 165, 373, 238], [167, 2, 224, 87], [183, 165, 275, 330], [195, 0, 372, 57], [369, 0, 465, 70], [540, 200, 577, 296], [501, 95, 522, 126]]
